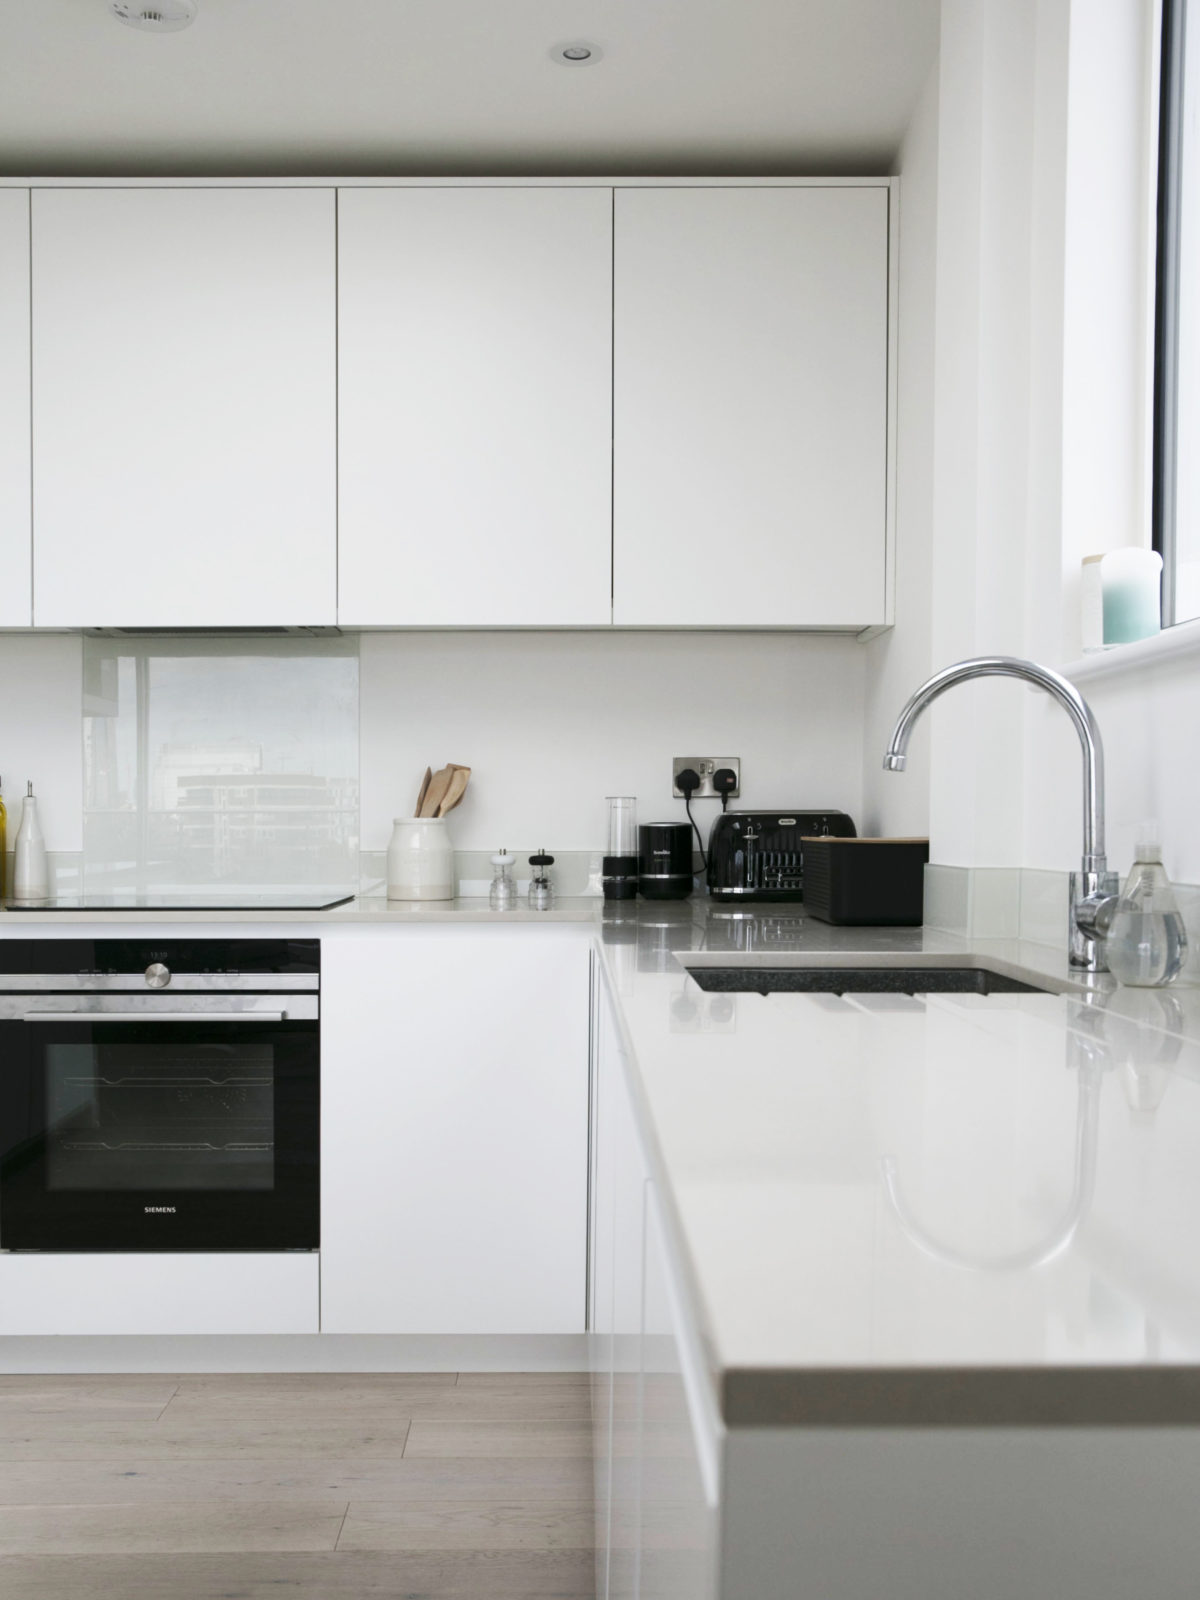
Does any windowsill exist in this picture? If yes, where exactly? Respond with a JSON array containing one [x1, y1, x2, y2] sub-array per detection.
[[1061, 616, 1200, 684]]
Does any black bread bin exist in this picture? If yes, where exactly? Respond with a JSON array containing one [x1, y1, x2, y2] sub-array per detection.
[[801, 837, 929, 926]]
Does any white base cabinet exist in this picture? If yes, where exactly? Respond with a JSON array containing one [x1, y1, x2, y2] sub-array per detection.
[[591, 961, 721, 1600], [320, 925, 591, 1335], [592, 957, 1200, 1600]]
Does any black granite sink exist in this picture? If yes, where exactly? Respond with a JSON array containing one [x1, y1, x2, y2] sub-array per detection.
[[686, 965, 1049, 997]]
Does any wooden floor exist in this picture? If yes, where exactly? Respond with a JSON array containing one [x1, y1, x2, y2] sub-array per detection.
[[0, 1372, 597, 1599]]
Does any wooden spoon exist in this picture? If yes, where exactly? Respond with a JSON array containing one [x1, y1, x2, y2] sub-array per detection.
[[437, 766, 470, 816], [414, 767, 432, 818], [420, 765, 455, 818]]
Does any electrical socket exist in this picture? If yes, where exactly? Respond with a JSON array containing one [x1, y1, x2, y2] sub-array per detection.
[[672, 757, 741, 800]]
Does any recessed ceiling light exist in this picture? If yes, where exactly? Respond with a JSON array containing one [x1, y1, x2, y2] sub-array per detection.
[[551, 42, 603, 66], [109, 0, 198, 33]]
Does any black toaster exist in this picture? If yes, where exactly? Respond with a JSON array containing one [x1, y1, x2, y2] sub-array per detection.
[[706, 810, 857, 902]]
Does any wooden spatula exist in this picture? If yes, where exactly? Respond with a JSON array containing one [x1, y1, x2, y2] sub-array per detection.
[[420, 766, 455, 818], [414, 767, 432, 818], [437, 766, 470, 816]]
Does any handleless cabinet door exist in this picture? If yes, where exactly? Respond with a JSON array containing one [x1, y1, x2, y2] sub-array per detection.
[[321, 926, 590, 1335], [0, 191, 31, 626], [30, 188, 336, 627], [337, 187, 613, 626], [613, 186, 890, 627]]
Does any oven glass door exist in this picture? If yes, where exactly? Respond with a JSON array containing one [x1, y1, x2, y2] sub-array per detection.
[[0, 1018, 318, 1251]]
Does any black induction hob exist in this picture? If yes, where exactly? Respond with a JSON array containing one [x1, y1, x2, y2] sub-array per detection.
[[5, 891, 356, 912]]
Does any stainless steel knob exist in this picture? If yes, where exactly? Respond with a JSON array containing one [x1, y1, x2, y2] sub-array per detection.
[[144, 963, 171, 989]]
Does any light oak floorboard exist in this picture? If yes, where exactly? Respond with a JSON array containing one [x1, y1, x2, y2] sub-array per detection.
[[454, 1372, 593, 1391], [0, 1548, 597, 1599], [336, 1498, 596, 1551], [0, 1415, 413, 1461], [0, 1375, 182, 1393], [407, 1417, 637, 1459], [0, 1372, 596, 1597], [0, 1380, 179, 1413], [0, 1452, 595, 1506], [162, 1388, 593, 1422], [0, 1499, 349, 1555], [0, 1401, 175, 1425], [404, 1418, 599, 1458], [172, 1372, 459, 1399]]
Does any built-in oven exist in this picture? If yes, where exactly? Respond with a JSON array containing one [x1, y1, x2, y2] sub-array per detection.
[[0, 939, 319, 1252]]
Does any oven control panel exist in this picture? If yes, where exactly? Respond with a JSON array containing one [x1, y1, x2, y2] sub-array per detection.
[[0, 940, 320, 989]]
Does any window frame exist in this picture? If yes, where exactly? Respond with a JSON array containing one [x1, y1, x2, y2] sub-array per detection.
[[1154, 0, 1188, 626]]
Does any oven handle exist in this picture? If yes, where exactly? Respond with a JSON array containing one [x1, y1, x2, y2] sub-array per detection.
[[19, 1011, 289, 1024]]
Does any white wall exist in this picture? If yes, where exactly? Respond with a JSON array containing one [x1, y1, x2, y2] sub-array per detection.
[[861, 63, 939, 837], [888, 0, 1171, 893], [0, 629, 869, 866], [360, 631, 867, 853], [1053, 644, 1200, 886]]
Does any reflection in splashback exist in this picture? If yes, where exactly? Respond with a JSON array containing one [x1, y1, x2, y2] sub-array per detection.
[[82, 636, 359, 891]]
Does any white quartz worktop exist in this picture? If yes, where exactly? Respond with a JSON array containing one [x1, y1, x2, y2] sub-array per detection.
[[0, 895, 599, 926], [6, 889, 1199, 1425], [596, 910, 1200, 1426]]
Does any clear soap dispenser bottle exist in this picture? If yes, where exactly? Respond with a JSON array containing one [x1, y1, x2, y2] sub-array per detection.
[[1106, 824, 1188, 988]]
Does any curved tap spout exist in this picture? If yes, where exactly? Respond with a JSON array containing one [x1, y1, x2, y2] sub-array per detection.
[[883, 656, 1117, 971], [884, 656, 1106, 871]]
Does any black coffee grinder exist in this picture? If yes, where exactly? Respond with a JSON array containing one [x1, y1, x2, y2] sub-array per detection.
[[637, 820, 694, 900]]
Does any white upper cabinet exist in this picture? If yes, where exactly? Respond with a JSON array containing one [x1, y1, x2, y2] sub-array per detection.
[[337, 187, 613, 627], [613, 186, 891, 627], [30, 188, 336, 628], [0, 191, 31, 626]]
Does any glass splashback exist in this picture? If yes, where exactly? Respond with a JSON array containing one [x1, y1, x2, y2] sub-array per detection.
[[82, 636, 359, 892]]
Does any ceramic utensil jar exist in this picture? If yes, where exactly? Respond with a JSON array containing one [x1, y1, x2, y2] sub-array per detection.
[[387, 817, 454, 901]]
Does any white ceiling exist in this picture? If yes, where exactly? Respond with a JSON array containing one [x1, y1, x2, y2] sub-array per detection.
[[0, 0, 940, 176]]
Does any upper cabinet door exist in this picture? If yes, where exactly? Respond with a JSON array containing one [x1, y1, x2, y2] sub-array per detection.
[[31, 189, 336, 628], [613, 186, 891, 628], [337, 188, 613, 627], [0, 191, 31, 627]]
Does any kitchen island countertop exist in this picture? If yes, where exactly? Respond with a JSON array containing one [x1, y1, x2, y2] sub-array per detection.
[[594, 904, 1200, 1428]]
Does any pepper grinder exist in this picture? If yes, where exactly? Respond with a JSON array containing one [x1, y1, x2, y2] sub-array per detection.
[[528, 850, 555, 910], [489, 850, 517, 910]]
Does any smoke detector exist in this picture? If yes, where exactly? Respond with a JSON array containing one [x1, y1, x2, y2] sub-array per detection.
[[110, 0, 198, 32]]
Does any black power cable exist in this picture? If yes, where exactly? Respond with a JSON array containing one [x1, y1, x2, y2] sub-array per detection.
[[674, 767, 708, 870]]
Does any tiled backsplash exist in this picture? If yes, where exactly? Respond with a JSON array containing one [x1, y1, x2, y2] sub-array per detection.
[[925, 863, 1200, 983]]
